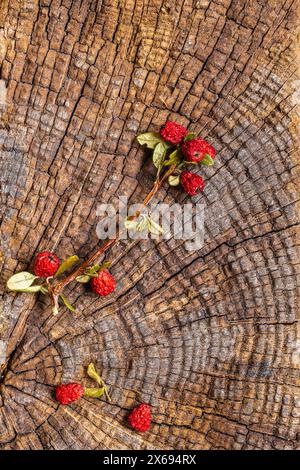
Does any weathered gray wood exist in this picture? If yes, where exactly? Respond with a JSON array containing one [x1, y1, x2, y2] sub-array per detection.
[[0, 0, 299, 450]]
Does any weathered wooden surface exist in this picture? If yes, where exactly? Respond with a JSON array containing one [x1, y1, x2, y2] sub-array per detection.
[[0, 0, 299, 450]]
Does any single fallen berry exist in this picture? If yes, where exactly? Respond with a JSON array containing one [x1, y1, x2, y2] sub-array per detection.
[[90, 270, 116, 296], [56, 383, 84, 405], [34, 251, 60, 277], [180, 171, 205, 196], [160, 121, 188, 145], [182, 137, 216, 162], [128, 403, 151, 432]]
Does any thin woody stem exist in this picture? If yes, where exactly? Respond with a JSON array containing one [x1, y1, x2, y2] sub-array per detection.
[[51, 165, 176, 300]]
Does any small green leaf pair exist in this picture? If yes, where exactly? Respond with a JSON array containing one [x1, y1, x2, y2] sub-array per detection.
[[76, 261, 112, 284], [124, 214, 163, 235], [147, 216, 164, 235], [124, 214, 148, 232], [85, 363, 111, 401]]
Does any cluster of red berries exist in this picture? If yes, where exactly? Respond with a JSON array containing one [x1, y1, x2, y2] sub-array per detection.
[[34, 251, 116, 296], [160, 121, 216, 196], [56, 382, 151, 433]]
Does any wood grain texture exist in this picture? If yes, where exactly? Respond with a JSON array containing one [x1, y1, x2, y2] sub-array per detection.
[[0, 0, 299, 450]]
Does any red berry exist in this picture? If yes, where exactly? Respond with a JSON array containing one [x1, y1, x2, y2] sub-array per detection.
[[160, 121, 188, 145], [182, 138, 216, 162], [34, 251, 60, 277], [56, 383, 84, 405], [90, 270, 116, 296], [180, 171, 205, 196], [128, 404, 151, 433]]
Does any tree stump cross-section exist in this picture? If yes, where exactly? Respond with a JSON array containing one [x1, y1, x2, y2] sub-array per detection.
[[0, 0, 299, 450]]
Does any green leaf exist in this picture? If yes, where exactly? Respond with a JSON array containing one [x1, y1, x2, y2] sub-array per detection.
[[84, 387, 105, 399], [147, 217, 164, 235], [136, 132, 165, 149], [124, 218, 138, 230], [7, 272, 37, 291], [201, 154, 214, 166], [16, 285, 43, 293], [87, 363, 111, 401], [84, 265, 101, 276], [152, 142, 166, 169], [183, 160, 197, 165], [163, 149, 182, 166], [81, 262, 112, 281], [55, 255, 79, 277], [88, 264, 101, 273], [184, 132, 196, 142], [168, 175, 180, 186], [76, 275, 91, 283], [136, 216, 148, 232], [40, 286, 49, 295], [98, 261, 112, 272], [60, 294, 76, 312], [87, 363, 102, 385]]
